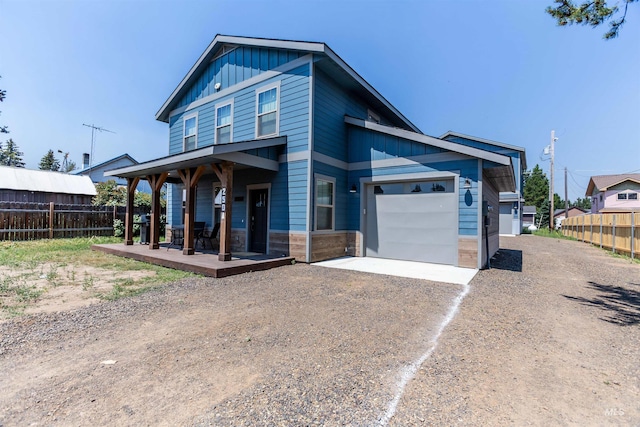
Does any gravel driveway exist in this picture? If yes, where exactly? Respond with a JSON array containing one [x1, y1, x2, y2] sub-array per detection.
[[1, 235, 639, 426]]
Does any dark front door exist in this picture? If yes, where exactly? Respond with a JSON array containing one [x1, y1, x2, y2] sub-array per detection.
[[249, 188, 268, 253]]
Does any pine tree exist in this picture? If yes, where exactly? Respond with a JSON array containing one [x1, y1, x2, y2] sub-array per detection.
[[546, 0, 637, 39], [523, 165, 550, 210], [39, 149, 61, 171], [0, 139, 25, 167]]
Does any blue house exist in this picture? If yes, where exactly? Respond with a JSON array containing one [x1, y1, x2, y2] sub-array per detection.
[[108, 35, 516, 269]]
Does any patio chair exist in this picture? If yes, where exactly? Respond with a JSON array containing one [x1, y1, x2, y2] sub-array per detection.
[[198, 222, 220, 249]]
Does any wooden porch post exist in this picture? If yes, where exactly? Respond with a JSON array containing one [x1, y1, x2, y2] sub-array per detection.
[[124, 177, 139, 245], [178, 166, 206, 255], [212, 161, 234, 261], [146, 172, 168, 249]]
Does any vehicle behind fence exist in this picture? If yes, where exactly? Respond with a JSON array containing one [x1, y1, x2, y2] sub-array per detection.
[[562, 213, 639, 259], [0, 202, 152, 241]]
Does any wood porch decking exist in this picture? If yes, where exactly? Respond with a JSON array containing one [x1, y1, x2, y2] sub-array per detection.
[[92, 243, 295, 278]]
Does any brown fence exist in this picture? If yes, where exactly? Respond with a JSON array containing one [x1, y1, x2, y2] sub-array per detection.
[[0, 202, 137, 241], [562, 213, 639, 259]]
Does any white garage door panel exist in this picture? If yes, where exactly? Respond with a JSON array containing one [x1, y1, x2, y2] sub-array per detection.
[[366, 189, 458, 265]]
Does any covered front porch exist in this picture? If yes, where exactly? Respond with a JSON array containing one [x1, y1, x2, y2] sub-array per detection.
[[105, 137, 286, 267], [93, 242, 294, 278]]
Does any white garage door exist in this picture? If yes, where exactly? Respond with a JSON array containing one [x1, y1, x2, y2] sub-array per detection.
[[365, 179, 458, 265]]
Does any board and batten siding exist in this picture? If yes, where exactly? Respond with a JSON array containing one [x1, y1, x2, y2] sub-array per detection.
[[176, 47, 304, 108], [169, 63, 310, 156]]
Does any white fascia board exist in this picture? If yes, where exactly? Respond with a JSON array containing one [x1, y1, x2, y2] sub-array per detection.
[[345, 117, 512, 166], [215, 35, 325, 53], [323, 46, 421, 134]]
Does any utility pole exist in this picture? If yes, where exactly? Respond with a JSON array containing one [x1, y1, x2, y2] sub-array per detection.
[[564, 167, 569, 224], [82, 123, 115, 168], [549, 130, 556, 230]]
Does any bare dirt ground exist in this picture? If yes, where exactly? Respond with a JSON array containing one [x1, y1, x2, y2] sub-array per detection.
[[1, 235, 639, 426]]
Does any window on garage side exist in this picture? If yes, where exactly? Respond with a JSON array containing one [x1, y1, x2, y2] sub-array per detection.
[[216, 102, 232, 144], [315, 177, 335, 231], [183, 114, 197, 151], [256, 84, 279, 138]]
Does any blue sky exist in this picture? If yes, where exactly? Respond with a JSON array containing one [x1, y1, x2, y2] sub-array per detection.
[[1, 0, 639, 201]]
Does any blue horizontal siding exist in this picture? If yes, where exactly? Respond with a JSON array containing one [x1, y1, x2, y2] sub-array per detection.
[[176, 46, 304, 108], [169, 63, 310, 157], [271, 160, 308, 231]]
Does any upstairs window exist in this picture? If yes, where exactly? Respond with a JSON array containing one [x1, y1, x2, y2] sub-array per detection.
[[629, 193, 638, 200], [618, 193, 628, 200], [315, 176, 335, 231], [216, 102, 232, 144], [183, 114, 197, 151], [256, 83, 279, 137]]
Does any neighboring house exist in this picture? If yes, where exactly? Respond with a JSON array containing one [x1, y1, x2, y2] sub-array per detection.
[[107, 35, 517, 268], [522, 205, 536, 228], [553, 207, 587, 229], [75, 154, 151, 193], [0, 166, 97, 204], [440, 132, 526, 235], [586, 173, 640, 213]]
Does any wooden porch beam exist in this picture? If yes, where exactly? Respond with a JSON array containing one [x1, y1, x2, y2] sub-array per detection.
[[146, 172, 168, 250], [218, 161, 234, 261], [177, 166, 206, 255], [124, 177, 139, 245]]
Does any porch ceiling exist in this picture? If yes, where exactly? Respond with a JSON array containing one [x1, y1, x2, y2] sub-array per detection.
[[105, 136, 286, 183]]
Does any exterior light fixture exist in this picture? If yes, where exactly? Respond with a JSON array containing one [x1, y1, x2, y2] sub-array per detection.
[[464, 178, 472, 189], [349, 184, 357, 193]]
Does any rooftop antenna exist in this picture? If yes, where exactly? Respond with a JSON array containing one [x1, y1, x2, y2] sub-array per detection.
[[82, 123, 115, 167], [57, 149, 69, 172]]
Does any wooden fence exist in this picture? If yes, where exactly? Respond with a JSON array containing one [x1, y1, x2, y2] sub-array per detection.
[[0, 202, 141, 241], [562, 213, 639, 259]]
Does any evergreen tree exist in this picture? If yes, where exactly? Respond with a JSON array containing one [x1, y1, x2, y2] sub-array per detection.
[[572, 197, 592, 210], [63, 161, 77, 173], [0, 139, 25, 167], [546, 0, 637, 39], [39, 149, 61, 171], [523, 165, 550, 210]]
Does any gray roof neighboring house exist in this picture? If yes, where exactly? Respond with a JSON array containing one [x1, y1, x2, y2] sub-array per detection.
[[74, 154, 138, 177], [523, 206, 537, 215], [585, 173, 640, 196], [0, 166, 97, 195]]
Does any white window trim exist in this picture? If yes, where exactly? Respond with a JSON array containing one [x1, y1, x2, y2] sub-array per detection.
[[183, 112, 198, 152], [215, 99, 234, 144], [314, 174, 336, 232], [255, 81, 281, 139]]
